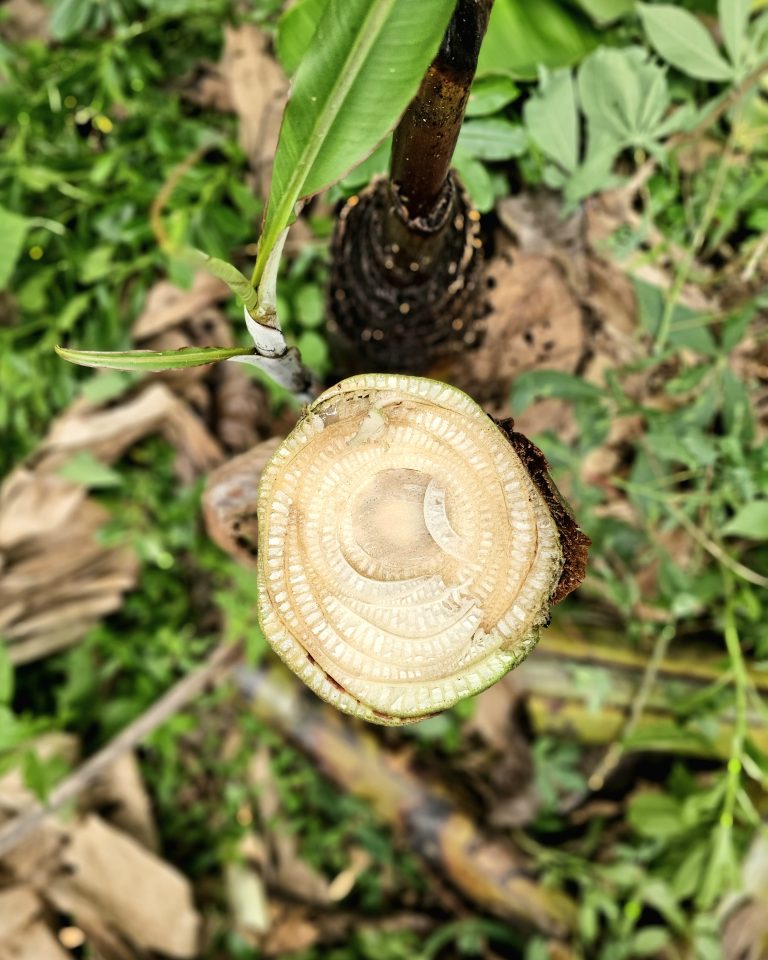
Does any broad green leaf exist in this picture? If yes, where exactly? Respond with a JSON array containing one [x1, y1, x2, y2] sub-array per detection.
[[578, 901, 598, 944], [570, 43, 692, 202], [50, 0, 91, 41], [57, 293, 91, 334], [254, 0, 456, 287], [18, 166, 63, 191], [277, 0, 329, 74], [523, 68, 579, 173], [80, 370, 134, 404], [79, 245, 114, 284], [564, 146, 620, 204], [466, 76, 520, 117], [630, 928, 671, 957], [0, 645, 13, 706], [295, 283, 325, 328], [55, 344, 252, 372], [570, 0, 632, 24], [0, 707, 22, 752], [722, 501, 768, 539], [0, 40, 11, 82], [747, 11, 768, 74], [633, 278, 717, 356], [627, 791, 686, 840], [747, 208, 768, 233], [641, 879, 689, 934], [623, 719, 711, 753], [457, 118, 527, 161], [720, 308, 754, 354], [477, 0, 598, 80], [672, 843, 709, 899], [637, 4, 734, 82], [719, 0, 751, 69], [452, 150, 495, 212], [578, 47, 670, 146], [0, 206, 30, 291], [296, 330, 329, 374], [338, 135, 392, 191]]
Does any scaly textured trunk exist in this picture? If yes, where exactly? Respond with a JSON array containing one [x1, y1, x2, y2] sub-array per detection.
[[327, 0, 493, 376], [256, 374, 589, 724]]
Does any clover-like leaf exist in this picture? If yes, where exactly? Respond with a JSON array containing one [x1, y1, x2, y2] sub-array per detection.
[[638, 4, 734, 82]]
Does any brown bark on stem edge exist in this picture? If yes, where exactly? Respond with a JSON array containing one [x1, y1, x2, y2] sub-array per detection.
[[327, 0, 494, 377]]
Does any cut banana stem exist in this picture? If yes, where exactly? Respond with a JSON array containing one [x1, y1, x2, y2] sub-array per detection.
[[257, 374, 585, 724]]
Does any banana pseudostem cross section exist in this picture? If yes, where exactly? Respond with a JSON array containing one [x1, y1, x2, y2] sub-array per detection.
[[257, 375, 575, 725]]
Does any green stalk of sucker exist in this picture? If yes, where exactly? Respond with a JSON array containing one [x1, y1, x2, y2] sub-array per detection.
[[257, 374, 590, 725]]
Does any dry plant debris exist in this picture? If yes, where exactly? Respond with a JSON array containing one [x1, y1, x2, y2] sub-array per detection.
[[133, 273, 276, 463], [181, 22, 288, 196], [0, 0, 49, 44], [0, 741, 200, 960], [203, 437, 283, 566], [0, 267, 281, 666], [457, 188, 643, 426], [239, 662, 577, 938], [0, 382, 220, 666], [219, 24, 288, 195]]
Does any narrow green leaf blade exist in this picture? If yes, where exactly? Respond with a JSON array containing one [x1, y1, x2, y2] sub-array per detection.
[[55, 344, 251, 372], [188, 250, 258, 313], [256, 0, 455, 284], [637, 4, 734, 81], [0, 206, 30, 291]]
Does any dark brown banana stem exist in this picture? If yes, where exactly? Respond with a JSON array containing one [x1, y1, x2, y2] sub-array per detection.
[[327, 1, 494, 375], [390, 0, 494, 224]]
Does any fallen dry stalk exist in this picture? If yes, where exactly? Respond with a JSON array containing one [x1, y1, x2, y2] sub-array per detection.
[[0, 641, 243, 860], [0, 381, 223, 666], [526, 624, 768, 760], [237, 663, 577, 938]]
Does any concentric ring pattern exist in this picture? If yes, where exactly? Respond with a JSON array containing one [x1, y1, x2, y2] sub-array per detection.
[[257, 374, 563, 724]]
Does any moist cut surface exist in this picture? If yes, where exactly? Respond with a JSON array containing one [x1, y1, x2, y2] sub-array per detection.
[[257, 375, 564, 724]]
